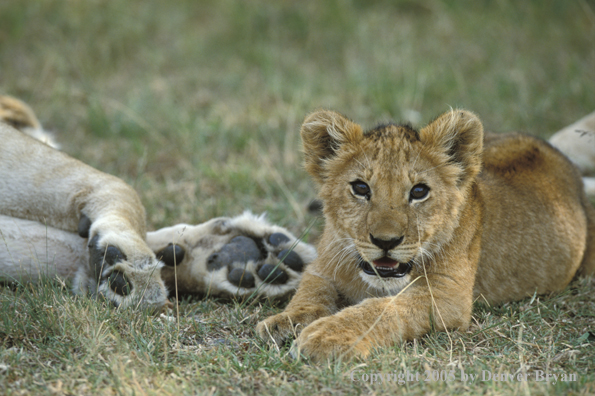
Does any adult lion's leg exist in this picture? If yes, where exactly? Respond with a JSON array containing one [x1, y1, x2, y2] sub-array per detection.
[[549, 111, 595, 275], [577, 196, 595, 277], [549, 111, 595, 199], [0, 123, 167, 311], [0, 214, 85, 282], [0, 209, 318, 305]]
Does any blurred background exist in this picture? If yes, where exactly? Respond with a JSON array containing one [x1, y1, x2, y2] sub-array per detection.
[[1, 0, 594, 237]]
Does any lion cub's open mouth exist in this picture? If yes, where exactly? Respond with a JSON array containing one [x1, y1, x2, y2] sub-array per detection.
[[358, 256, 412, 278]]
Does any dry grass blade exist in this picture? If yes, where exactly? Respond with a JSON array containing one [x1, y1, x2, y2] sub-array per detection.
[[1, 0, 594, 394]]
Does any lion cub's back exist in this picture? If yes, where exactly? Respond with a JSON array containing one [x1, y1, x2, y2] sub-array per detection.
[[474, 133, 593, 304]]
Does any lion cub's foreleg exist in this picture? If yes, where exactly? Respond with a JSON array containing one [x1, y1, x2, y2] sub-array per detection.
[[258, 268, 473, 361], [297, 285, 471, 361], [256, 271, 340, 345]]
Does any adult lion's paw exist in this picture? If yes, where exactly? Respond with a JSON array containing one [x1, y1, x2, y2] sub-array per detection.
[[147, 212, 317, 301], [293, 316, 373, 362], [73, 214, 168, 312]]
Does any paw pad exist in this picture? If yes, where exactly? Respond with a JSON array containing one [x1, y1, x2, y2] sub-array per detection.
[[268, 232, 290, 246], [88, 235, 127, 280], [107, 271, 132, 296], [157, 243, 185, 267], [152, 212, 318, 301], [205, 230, 311, 291], [277, 249, 304, 272], [78, 213, 92, 238], [104, 246, 126, 265], [85, 234, 139, 301], [257, 264, 289, 284], [212, 232, 302, 287], [207, 235, 261, 271], [227, 267, 256, 288]]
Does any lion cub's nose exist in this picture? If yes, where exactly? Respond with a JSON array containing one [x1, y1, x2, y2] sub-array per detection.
[[369, 234, 404, 251]]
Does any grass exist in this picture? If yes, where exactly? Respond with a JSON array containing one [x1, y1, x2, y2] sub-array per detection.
[[1, 0, 594, 394], [1, 277, 594, 395]]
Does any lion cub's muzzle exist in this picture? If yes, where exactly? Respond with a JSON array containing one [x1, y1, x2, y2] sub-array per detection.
[[358, 233, 413, 278]]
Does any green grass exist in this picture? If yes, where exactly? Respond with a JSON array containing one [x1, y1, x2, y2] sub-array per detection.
[[1, 0, 594, 394]]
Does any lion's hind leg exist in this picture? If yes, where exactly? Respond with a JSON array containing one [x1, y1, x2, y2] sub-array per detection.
[[549, 110, 595, 199], [0, 215, 85, 283], [0, 122, 168, 311]]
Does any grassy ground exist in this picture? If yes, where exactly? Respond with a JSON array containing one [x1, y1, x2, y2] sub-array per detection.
[[1, 0, 594, 394]]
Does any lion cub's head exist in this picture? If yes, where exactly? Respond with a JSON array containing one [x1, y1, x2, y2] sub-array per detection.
[[301, 109, 483, 291]]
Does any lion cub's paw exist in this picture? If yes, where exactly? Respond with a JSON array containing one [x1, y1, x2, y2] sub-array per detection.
[[148, 212, 317, 301], [256, 312, 301, 346], [293, 316, 373, 362], [73, 215, 168, 312], [256, 305, 334, 346]]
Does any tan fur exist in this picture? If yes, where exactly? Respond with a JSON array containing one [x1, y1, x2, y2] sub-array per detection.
[[0, 96, 59, 149], [257, 109, 595, 361], [0, 96, 316, 304], [0, 99, 167, 311], [549, 111, 595, 197], [1, 209, 316, 301]]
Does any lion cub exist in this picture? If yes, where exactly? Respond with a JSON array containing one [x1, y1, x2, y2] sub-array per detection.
[[257, 109, 595, 361]]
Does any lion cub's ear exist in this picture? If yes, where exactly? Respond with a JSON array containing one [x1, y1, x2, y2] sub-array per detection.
[[300, 110, 363, 184], [420, 110, 484, 187]]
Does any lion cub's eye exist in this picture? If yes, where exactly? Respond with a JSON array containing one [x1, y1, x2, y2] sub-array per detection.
[[351, 181, 371, 199], [410, 184, 430, 201]]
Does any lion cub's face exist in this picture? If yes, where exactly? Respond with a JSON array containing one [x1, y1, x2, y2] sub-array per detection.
[[301, 110, 483, 291]]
